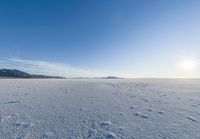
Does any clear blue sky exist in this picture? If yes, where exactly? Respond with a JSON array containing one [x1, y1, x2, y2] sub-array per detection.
[[0, 0, 200, 78]]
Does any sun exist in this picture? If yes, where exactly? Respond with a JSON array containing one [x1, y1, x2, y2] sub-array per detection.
[[178, 57, 198, 71]]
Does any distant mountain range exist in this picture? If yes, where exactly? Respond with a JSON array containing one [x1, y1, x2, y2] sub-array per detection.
[[0, 69, 65, 79], [0, 69, 123, 79]]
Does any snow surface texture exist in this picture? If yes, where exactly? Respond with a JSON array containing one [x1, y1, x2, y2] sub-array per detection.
[[0, 79, 199, 139]]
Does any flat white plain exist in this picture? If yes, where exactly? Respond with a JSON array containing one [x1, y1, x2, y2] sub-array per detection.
[[0, 79, 199, 139]]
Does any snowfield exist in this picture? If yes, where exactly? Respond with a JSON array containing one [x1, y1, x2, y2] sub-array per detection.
[[0, 79, 199, 139]]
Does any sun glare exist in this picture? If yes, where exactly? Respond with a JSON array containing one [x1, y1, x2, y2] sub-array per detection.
[[178, 57, 198, 71]]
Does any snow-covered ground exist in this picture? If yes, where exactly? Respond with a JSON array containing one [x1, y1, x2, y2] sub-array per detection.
[[0, 79, 199, 139]]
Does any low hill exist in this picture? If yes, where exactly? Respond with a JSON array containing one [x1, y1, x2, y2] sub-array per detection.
[[101, 76, 123, 79]]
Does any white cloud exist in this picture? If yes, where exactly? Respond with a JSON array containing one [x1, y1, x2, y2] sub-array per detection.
[[0, 58, 111, 78]]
